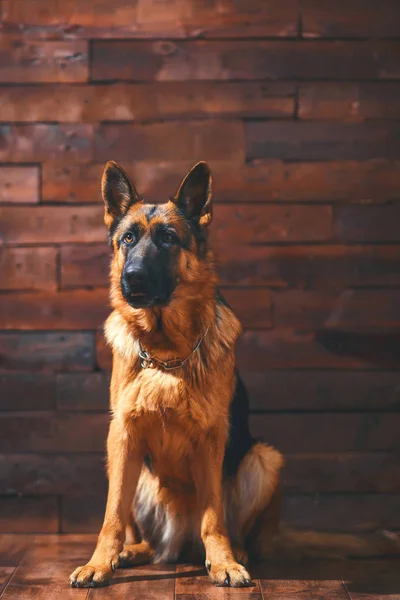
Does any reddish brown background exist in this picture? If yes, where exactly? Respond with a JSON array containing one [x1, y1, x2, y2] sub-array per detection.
[[0, 0, 399, 535]]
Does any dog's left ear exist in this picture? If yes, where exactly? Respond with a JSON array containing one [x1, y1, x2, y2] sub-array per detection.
[[101, 161, 142, 230], [172, 161, 212, 227]]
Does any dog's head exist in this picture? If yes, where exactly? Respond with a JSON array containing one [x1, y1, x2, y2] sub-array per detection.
[[102, 161, 214, 309]]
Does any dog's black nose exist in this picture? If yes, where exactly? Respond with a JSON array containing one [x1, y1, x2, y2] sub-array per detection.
[[124, 265, 147, 286]]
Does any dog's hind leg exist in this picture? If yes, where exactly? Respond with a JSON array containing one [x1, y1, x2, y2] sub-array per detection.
[[225, 442, 283, 561]]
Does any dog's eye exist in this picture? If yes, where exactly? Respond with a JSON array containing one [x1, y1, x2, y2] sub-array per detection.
[[123, 232, 134, 244], [162, 232, 174, 245]]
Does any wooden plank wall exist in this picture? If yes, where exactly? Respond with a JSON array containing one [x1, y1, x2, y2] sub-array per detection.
[[0, 0, 399, 534]]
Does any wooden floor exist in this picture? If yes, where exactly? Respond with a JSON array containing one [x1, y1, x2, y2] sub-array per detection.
[[0, 534, 399, 599]]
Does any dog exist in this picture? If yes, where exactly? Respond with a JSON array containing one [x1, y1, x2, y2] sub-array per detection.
[[70, 161, 399, 589], [69, 160, 283, 588]]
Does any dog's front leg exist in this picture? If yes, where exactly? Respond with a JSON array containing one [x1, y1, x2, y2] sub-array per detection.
[[192, 429, 252, 587], [70, 418, 142, 587]]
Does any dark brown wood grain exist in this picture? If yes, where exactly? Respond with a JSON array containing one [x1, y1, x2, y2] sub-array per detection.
[[246, 121, 400, 160], [0, 166, 39, 203], [1, 82, 295, 123], [299, 83, 400, 121], [57, 372, 110, 411], [0, 247, 58, 291], [0, 373, 56, 411], [0, 497, 58, 533], [273, 289, 400, 331], [302, 0, 400, 38], [284, 453, 400, 493], [91, 40, 400, 82], [1, 0, 299, 39], [0, 453, 107, 495], [237, 329, 400, 370], [42, 159, 400, 204], [217, 244, 400, 288], [0, 332, 95, 372], [282, 493, 400, 533], [242, 370, 400, 411], [334, 204, 400, 242], [0, 567, 14, 595], [94, 121, 245, 163], [249, 413, 400, 453], [0, 124, 93, 163], [0, 36, 88, 82], [0, 412, 108, 453], [61, 244, 111, 289], [0, 289, 110, 330], [0, 205, 106, 244], [261, 579, 349, 599]]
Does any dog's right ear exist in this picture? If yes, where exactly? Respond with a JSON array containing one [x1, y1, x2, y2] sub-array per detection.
[[101, 161, 142, 230]]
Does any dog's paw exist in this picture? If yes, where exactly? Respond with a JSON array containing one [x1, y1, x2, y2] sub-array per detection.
[[205, 560, 253, 587], [69, 561, 117, 587], [118, 542, 153, 567]]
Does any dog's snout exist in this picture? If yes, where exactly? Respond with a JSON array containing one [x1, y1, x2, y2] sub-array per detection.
[[124, 265, 147, 286]]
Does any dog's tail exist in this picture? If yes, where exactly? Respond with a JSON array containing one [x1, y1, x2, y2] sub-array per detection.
[[254, 525, 400, 560]]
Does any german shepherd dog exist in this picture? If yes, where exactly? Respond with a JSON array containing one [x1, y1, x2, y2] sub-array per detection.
[[70, 161, 399, 589]]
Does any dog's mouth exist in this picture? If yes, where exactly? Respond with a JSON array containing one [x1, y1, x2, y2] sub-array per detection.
[[125, 291, 171, 309]]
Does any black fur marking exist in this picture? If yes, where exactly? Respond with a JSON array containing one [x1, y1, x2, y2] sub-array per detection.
[[223, 371, 256, 478]]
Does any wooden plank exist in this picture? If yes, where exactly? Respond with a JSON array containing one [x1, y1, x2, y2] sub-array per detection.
[[0, 497, 58, 533], [61, 245, 110, 289], [94, 121, 245, 163], [0, 412, 108, 452], [0, 567, 14, 595], [283, 493, 400, 533], [0, 124, 92, 163], [246, 121, 400, 160], [284, 453, 400, 493], [242, 370, 400, 411], [1, 558, 89, 599], [218, 244, 400, 288], [91, 40, 400, 82], [0, 373, 56, 411], [89, 564, 177, 599], [302, 0, 400, 38], [0, 332, 95, 372], [2, 0, 299, 39], [261, 579, 349, 599], [249, 413, 400, 453], [237, 328, 400, 370], [0, 36, 88, 82], [175, 564, 262, 599], [0, 289, 110, 330], [43, 159, 400, 204], [299, 83, 400, 121], [223, 289, 272, 329], [61, 493, 106, 533], [274, 290, 400, 331], [210, 205, 332, 244], [334, 204, 400, 242], [0, 205, 105, 244], [0, 534, 33, 566], [0, 166, 39, 204], [0, 454, 106, 495], [0, 247, 58, 292], [57, 372, 110, 411], [1, 82, 295, 123], [24, 533, 96, 564]]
